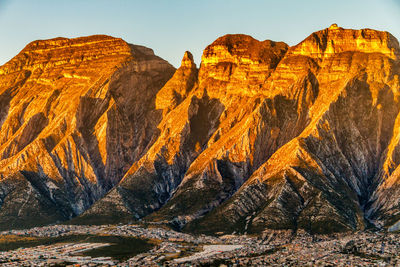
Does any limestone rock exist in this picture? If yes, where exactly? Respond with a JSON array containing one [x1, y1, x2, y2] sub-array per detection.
[[2, 26, 400, 235], [83, 26, 400, 235], [0, 35, 175, 229], [182, 26, 400, 234], [155, 51, 198, 115]]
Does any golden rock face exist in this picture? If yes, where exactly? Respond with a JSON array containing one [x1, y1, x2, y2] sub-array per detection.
[[288, 26, 399, 60], [199, 34, 288, 99], [2, 26, 400, 233], [0, 35, 175, 228], [155, 51, 198, 115]]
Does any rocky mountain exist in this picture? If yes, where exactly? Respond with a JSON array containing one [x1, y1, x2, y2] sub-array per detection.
[[1, 25, 400, 234], [0, 35, 175, 229]]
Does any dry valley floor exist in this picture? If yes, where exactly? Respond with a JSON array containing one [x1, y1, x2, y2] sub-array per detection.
[[0, 224, 399, 266]]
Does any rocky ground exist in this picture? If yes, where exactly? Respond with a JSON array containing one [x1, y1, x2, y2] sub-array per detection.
[[1, 224, 399, 266]]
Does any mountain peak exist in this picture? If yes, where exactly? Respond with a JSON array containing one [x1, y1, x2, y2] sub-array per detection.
[[0, 34, 175, 228], [181, 51, 196, 69], [0, 35, 133, 75], [202, 34, 288, 65], [288, 26, 400, 60], [155, 51, 197, 114], [2, 28, 400, 235], [199, 34, 288, 98], [328, 23, 340, 30]]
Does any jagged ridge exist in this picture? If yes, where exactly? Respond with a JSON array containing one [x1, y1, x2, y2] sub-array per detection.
[[1, 25, 400, 235]]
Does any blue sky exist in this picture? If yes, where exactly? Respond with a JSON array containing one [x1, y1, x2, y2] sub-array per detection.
[[0, 0, 399, 67]]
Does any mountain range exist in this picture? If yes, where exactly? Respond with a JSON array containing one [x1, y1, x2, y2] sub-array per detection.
[[1, 24, 400, 234]]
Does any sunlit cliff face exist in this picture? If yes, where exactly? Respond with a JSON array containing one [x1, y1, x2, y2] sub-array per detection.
[[289, 23, 399, 60], [1, 25, 400, 234], [0, 35, 175, 228]]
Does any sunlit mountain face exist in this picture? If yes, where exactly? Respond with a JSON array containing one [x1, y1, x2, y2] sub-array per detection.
[[0, 25, 400, 235]]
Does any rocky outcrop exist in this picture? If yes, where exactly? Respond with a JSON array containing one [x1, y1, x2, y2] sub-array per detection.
[[155, 51, 198, 116], [2, 25, 400, 235]]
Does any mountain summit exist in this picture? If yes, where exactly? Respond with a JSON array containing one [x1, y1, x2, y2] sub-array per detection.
[[1, 26, 400, 234]]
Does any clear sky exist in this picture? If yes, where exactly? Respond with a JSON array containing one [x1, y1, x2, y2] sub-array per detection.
[[0, 0, 399, 67]]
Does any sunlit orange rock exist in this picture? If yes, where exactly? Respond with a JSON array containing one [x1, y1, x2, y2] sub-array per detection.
[[2, 26, 400, 234], [0, 35, 174, 228], [155, 51, 198, 116]]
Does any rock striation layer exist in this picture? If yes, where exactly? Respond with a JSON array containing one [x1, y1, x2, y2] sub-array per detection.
[[2, 25, 400, 234]]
